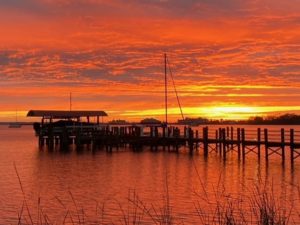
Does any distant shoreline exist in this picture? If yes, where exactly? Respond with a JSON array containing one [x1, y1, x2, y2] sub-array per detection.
[[0, 122, 33, 126], [1, 122, 300, 126]]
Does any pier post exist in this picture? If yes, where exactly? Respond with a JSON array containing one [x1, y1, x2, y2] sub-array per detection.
[[264, 129, 269, 162], [61, 127, 69, 150], [75, 128, 82, 147], [48, 124, 54, 149], [230, 127, 234, 149], [203, 127, 208, 157], [226, 127, 229, 139], [175, 127, 180, 138], [163, 126, 166, 138], [188, 128, 194, 154], [257, 128, 261, 159], [215, 129, 218, 151], [237, 128, 241, 159], [218, 128, 222, 154], [281, 128, 285, 164], [290, 129, 294, 165], [155, 127, 159, 138], [55, 136, 60, 145], [226, 127, 229, 149], [162, 126, 166, 151], [241, 128, 245, 161], [168, 127, 171, 137], [196, 130, 199, 151], [222, 128, 226, 160], [38, 134, 44, 147]]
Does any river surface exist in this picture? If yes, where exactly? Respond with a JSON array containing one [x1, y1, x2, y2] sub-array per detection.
[[0, 125, 300, 224]]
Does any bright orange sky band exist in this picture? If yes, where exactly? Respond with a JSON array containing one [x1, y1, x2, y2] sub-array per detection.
[[0, 0, 300, 122]]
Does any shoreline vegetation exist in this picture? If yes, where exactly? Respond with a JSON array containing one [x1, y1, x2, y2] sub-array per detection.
[[178, 114, 300, 126], [13, 164, 300, 225]]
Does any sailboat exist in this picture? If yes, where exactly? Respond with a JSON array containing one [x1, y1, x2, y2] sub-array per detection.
[[164, 54, 205, 127], [8, 110, 22, 128], [163, 53, 185, 126]]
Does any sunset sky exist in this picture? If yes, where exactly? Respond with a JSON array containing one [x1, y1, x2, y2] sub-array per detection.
[[0, 0, 300, 122]]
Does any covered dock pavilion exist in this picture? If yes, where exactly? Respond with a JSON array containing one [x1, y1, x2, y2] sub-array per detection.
[[27, 110, 108, 124]]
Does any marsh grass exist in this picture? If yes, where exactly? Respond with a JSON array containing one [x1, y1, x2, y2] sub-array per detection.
[[249, 180, 293, 225], [193, 165, 248, 225], [14, 164, 177, 225], [13, 163, 299, 225], [192, 160, 294, 225]]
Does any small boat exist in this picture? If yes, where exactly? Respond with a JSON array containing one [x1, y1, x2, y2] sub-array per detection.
[[140, 118, 162, 125], [178, 117, 209, 127], [8, 110, 22, 128]]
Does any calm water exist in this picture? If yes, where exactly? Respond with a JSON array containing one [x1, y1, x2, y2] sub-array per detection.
[[0, 125, 300, 224]]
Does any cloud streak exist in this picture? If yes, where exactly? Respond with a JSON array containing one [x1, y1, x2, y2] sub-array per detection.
[[0, 0, 299, 121]]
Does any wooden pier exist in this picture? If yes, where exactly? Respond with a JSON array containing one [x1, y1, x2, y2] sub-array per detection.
[[27, 110, 300, 165], [37, 125, 300, 164]]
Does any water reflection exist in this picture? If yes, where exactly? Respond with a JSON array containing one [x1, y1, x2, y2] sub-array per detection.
[[0, 126, 300, 224]]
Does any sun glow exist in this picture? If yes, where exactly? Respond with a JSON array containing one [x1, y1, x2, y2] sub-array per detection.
[[119, 105, 300, 122], [0, 1, 299, 122]]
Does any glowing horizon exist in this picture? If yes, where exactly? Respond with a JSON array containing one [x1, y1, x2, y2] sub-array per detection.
[[0, 0, 299, 122]]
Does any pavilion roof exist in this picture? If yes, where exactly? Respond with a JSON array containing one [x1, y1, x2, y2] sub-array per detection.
[[27, 110, 108, 118]]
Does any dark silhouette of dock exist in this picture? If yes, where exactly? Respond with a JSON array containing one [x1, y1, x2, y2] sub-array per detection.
[[28, 110, 300, 165]]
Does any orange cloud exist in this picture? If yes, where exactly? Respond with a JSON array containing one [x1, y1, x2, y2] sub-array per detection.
[[0, 0, 299, 121]]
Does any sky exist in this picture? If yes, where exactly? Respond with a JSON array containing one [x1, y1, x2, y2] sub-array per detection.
[[0, 0, 300, 122]]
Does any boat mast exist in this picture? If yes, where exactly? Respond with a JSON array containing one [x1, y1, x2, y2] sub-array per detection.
[[164, 53, 168, 125], [166, 57, 185, 121]]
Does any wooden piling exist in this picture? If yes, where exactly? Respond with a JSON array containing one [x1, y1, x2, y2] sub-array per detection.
[[230, 127, 234, 149], [48, 125, 54, 149], [195, 130, 199, 151], [155, 127, 159, 137], [203, 127, 208, 157], [39, 136, 44, 147], [218, 128, 222, 154], [241, 128, 246, 160], [264, 129, 269, 162], [281, 128, 285, 163], [188, 128, 194, 154], [237, 128, 241, 159], [222, 128, 226, 160], [290, 129, 294, 165], [241, 128, 245, 160], [257, 128, 261, 159], [163, 126, 166, 138], [215, 129, 218, 151], [226, 127, 229, 139]]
